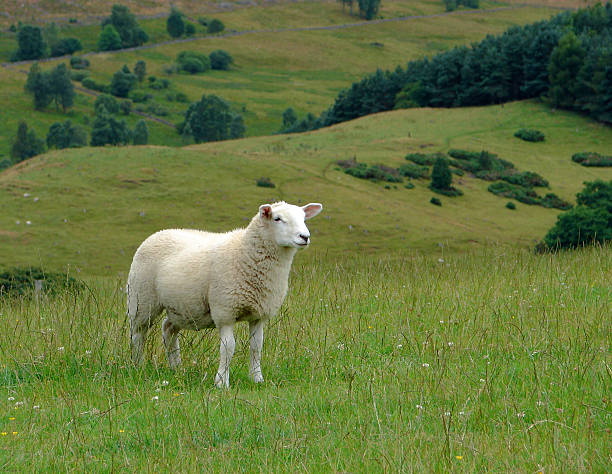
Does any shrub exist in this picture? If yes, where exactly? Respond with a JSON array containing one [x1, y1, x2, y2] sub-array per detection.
[[337, 159, 403, 183], [150, 78, 170, 90], [133, 119, 148, 145], [146, 102, 169, 117], [175, 92, 189, 103], [514, 128, 545, 142], [94, 94, 119, 115], [185, 23, 196, 36], [119, 100, 132, 115], [256, 177, 275, 188], [501, 170, 549, 187], [488, 182, 540, 205], [430, 197, 442, 206], [81, 78, 108, 93], [46, 120, 87, 149], [0, 158, 12, 170], [210, 50, 233, 70], [540, 193, 572, 210], [404, 182, 415, 189], [405, 152, 445, 166], [197, 17, 209, 27], [167, 7, 185, 38], [90, 108, 131, 146], [50, 37, 82, 57], [70, 56, 90, 69], [110, 65, 137, 98], [571, 152, 612, 167], [543, 205, 611, 249], [70, 70, 89, 82], [0, 267, 83, 297], [129, 91, 152, 103], [429, 186, 463, 197], [97, 24, 122, 51], [506, 201, 516, 210], [398, 163, 428, 179], [208, 19, 225, 34], [177, 51, 210, 74]]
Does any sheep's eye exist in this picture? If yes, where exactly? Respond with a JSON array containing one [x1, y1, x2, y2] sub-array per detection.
[[274, 216, 282, 222]]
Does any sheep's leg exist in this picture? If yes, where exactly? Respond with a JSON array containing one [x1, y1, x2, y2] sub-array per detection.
[[215, 324, 235, 389], [162, 317, 181, 369], [130, 321, 148, 365], [249, 320, 264, 383]]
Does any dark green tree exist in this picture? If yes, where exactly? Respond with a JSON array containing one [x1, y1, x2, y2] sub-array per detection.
[[14, 25, 46, 61], [50, 37, 82, 57], [209, 50, 233, 70], [49, 64, 75, 112], [46, 120, 87, 149], [94, 94, 120, 115], [134, 60, 146, 82], [180, 94, 245, 143], [548, 32, 586, 108], [90, 106, 131, 146], [25, 63, 52, 110], [11, 122, 45, 162], [167, 8, 185, 38], [185, 22, 196, 36], [282, 107, 298, 129], [102, 4, 148, 48], [358, 0, 380, 20], [110, 65, 137, 97], [176, 51, 210, 73], [97, 24, 122, 51], [430, 157, 452, 190], [132, 119, 149, 145], [208, 19, 225, 34]]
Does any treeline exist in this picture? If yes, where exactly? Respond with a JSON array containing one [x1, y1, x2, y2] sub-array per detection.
[[283, 2, 612, 133]]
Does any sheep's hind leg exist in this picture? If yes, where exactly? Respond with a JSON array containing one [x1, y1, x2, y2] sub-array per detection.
[[130, 320, 148, 365], [249, 320, 264, 384], [162, 317, 182, 369], [215, 324, 235, 389]]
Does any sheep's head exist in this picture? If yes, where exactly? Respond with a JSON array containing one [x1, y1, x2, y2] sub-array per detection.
[[259, 201, 323, 249]]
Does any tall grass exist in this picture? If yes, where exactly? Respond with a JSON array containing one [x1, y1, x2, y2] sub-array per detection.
[[0, 246, 609, 470]]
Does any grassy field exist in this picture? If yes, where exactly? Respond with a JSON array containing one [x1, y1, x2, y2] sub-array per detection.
[[1, 100, 611, 276], [0, 246, 609, 470], [0, 3, 563, 157]]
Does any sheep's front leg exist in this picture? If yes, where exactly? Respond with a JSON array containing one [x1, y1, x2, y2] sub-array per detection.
[[249, 320, 264, 383], [215, 324, 235, 389], [162, 317, 181, 369]]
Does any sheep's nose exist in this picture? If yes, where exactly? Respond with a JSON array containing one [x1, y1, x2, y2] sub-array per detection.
[[299, 233, 310, 243]]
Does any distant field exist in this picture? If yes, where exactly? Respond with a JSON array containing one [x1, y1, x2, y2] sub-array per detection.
[[0, 246, 608, 470], [0, 3, 562, 157], [1, 100, 611, 275]]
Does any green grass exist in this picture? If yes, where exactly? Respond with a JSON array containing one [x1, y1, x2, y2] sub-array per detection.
[[0, 247, 609, 470], [1, 101, 611, 275]]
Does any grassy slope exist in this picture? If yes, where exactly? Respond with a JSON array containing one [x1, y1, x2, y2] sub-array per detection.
[[1, 100, 611, 276], [0, 247, 609, 470], [0, 4, 561, 157]]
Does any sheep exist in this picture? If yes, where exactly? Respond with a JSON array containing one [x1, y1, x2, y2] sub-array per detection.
[[127, 201, 323, 388]]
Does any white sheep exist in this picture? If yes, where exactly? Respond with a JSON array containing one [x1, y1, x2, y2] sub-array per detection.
[[127, 201, 323, 388]]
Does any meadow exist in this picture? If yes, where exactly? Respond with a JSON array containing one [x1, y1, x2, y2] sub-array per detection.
[[0, 246, 609, 470]]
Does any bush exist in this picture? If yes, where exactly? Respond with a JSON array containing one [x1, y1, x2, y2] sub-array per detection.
[[514, 128, 545, 142], [197, 17, 209, 27], [429, 185, 463, 197], [149, 78, 170, 90], [405, 152, 444, 166], [337, 159, 403, 183], [571, 152, 612, 167], [501, 170, 549, 187], [119, 100, 132, 115], [110, 66, 137, 98], [94, 94, 119, 115], [81, 78, 108, 93], [146, 102, 169, 117], [175, 92, 189, 103], [70, 71, 89, 82], [430, 197, 442, 206], [50, 37, 82, 57], [46, 120, 87, 149], [209, 50, 233, 70], [0, 267, 83, 297], [133, 119, 148, 145], [129, 91, 152, 103], [543, 205, 611, 249], [404, 182, 415, 189], [398, 163, 428, 179], [0, 158, 12, 170], [97, 24, 122, 51], [176, 51, 210, 74], [540, 193, 572, 210], [167, 7, 185, 38], [506, 201, 516, 210], [256, 177, 275, 188], [70, 56, 90, 69], [488, 182, 571, 209], [208, 19, 225, 34], [185, 23, 196, 36]]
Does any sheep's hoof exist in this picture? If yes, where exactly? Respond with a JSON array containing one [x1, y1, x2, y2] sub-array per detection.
[[214, 373, 230, 389]]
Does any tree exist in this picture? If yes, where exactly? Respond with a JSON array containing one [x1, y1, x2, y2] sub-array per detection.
[[50, 37, 82, 57], [176, 51, 210, 74], [25, 63, 52, 110], [282, 107, 298, 129], [430, 157, 452, 190], [46, 120, 87, 149], [94, 94, 120, 115], [110, 65, 136, 98], [209, 50, 233, 70], [133, 120, 149, 145], [102, 4, 148, 48], [48, 64, 75, 112], [97, 24, 122, 51], [90, 106, 131, 146], [548, 32, 586, 109], [208, 19, 225, 34], [185, 23, 196, 36], [358, 0, 380, 20], [14, 25, 46, 61], [167, 8, 185, 38], [11, 122, 45, 162], [180, 94, 245, 143], [134, 60, 146, 83]]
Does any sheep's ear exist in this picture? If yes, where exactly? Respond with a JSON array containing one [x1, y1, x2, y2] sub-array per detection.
[[302, 203, 323, 220], [259, 204, 273, 220]]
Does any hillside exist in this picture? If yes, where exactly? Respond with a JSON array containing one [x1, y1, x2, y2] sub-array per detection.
[[1, 100, 611, 276]]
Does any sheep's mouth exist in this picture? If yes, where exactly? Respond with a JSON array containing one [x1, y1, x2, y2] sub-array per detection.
[[296, 242, 309, 247]]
